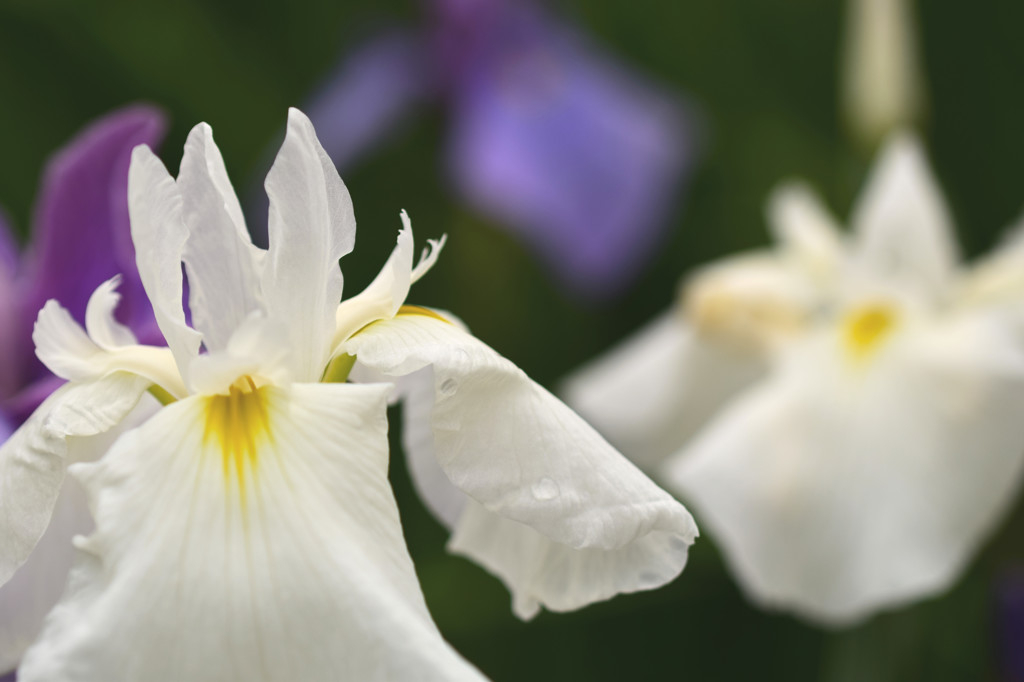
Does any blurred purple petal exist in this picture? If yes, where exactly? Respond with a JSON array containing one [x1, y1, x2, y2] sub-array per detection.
[[997, 570, 1024, 682], [0, 211, 21, 398], [444, 3, 698, 298], [21, 105, 166, 332], [307, 30, 435, 171]]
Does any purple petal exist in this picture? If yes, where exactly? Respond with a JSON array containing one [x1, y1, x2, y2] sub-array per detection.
[[306, 30, 435, 171], [0, 210, 22, 400], [997, 570, 1024, 682], [21, 104, 167, 332], [443, 3, 699, 299], [13, 105, 167, 405]]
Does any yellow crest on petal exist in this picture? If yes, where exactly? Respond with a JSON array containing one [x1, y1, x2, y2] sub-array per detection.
[[843, 302, 898, 360], [203, 377, 273, 505]]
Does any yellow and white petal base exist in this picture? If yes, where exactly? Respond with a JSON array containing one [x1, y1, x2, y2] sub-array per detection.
[[20, 382, 484, 682], [666, 312, 1024, 624]]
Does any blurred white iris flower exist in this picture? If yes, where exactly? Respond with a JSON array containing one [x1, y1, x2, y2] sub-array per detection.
[[565, 134, 1024, 625], [0, 109, 697, 680]]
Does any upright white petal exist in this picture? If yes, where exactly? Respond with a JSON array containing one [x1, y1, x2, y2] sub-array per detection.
[[178, 123, 265, 351], [768, 182, 845, 284], [263, 108, 356, 381], [332, 215, 448, 354], [346, 313, 698, 617], [850, 135, 958, 302], [842, 0, 925, 148], [0, 373, 150, 588], [128, 145, 202, 374], [21, 382, 484, 682], [666, 314, 1024, 624], [563, 312, 766, 472]]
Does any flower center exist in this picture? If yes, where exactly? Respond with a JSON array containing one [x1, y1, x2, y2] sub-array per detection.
[[203, 376, 273, 505], [842, 303, 898, 360]]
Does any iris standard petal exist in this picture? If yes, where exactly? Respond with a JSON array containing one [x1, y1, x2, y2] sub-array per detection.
[[849, 134, 958, 302], [563, 312, 766, 472], [667, 314, 1024, 625], [0, 373, 150, 588], [767, 182, 845, 284], [345, 312, 698, 616], [20, 382, 484, 682], [127, 146, 202, 375], [263, 109, 357, 381], [178, 123, 265, 351]]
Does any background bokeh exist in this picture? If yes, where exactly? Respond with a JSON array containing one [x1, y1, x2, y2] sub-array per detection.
[[2, 0, 1023, 679]]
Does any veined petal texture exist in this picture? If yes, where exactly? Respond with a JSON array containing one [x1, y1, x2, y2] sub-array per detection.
[[345, 313, 698, 617], [20, 382, 484, 681]]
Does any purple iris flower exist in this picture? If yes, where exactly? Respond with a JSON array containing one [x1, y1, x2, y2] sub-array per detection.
[[303, 0, 699, 299], [0, 105, 165, 433]]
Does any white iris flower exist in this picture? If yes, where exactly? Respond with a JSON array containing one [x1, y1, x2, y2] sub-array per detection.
[[0, 109, 698, 680], [565, 134, 1024, 625]]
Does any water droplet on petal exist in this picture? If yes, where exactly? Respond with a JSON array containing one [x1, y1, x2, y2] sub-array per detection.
[[439, 378, 458, 396], [532, 477, 560, 501]]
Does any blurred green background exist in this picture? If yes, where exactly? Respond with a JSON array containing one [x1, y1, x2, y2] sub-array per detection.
[[2, 0, 1024, 679]]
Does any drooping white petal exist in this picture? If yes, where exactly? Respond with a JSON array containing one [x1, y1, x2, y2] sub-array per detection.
[[263, 108, 356, 382], [562, 312, 766, 472], [0, 372, 150, 589], [0, 394, 157, 673], [178, 122, 266, 351], [21, 383, 484, 681], [449, 498, 693, 620], [84, 276, 137, 350], [666, 313, 1024, 624], [127, 145, 202, 374], [0, 479, 90, 673], [767, 182, 845, 284], [345, 313, 698, 617], [849, 134, 958, 302], [34, 299, 187, 398]]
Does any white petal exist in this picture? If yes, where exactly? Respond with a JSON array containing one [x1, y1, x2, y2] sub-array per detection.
[[21, 383, 484, 682], [562, 311, 766, 472], [34, 299, 187, 398], [262, 108, 356, 382], [450, 498, 692, 620], [0, 478, 90, 674], [127, 145, 202, 374], [849, 134, 958, 301], [767, 182, 845, 284], [345, 313, 698, 616], [179, 122, 266, 351], [841, 0, 924, 147], [0, 373, 150, 589], [0, 395, 157, 672], [84, 276, 137, 350], [667, 314, 1024, 624], [394, 366, 466, 529], [332, 216, 415, 350]]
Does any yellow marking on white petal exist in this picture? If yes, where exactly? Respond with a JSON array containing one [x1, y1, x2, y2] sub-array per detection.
[[202, 376, 273, 507], [842, 303, 898, 360], [397, 305, 451, 324]]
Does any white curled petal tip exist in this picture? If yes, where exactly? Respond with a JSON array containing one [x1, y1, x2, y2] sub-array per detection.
[[34, 300, 105, 383], [84, 276, 138, 350]]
